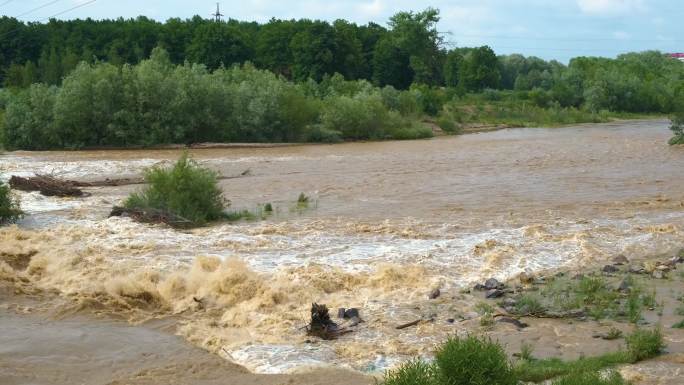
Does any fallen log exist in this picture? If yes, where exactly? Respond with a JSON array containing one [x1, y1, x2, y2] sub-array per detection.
[[109, 206, 194, 228], [9, 175, 87, 197], [8, 169, 252, 197]]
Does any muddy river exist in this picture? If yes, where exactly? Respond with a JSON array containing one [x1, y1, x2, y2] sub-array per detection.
[[1, 119, 683, 374]]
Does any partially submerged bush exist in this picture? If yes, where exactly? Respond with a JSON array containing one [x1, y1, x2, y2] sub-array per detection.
[[0, 181, 22, 225], [124, 154, 225, 225], [669, 111, 684, 145], [625, 328, 665, 362], [434, 336, 516, 385]]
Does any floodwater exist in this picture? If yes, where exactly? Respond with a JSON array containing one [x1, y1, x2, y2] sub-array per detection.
[[1, 119, 684, 374]]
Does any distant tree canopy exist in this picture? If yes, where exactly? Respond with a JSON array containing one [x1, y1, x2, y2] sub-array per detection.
[[1, 10, 683, 104], [1, 8, 684, 150]]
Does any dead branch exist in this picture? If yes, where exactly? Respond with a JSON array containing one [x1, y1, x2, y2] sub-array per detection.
[[109, 206, 194, 228], [9, 175, 87, 197]]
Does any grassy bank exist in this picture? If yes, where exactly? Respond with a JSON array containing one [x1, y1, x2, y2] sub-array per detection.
[[382, 328, 665, 385]]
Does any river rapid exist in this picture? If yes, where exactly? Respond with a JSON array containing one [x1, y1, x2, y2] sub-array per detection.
[[1, 119, 683, 374]]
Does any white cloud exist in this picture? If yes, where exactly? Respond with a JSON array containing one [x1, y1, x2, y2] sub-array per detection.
[[357, 0, 385, 18], [576, 0, 644, 15], [612, 30, 630, 39]]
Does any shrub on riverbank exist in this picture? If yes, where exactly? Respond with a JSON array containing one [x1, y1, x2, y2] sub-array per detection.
[[381, 328, 664, 385], [124, 154, 226, 225], [0, 48, 431, 150], [0, 181, 22, 225]]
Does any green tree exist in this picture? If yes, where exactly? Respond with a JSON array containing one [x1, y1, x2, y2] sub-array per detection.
[[459, 46, 500, 91]]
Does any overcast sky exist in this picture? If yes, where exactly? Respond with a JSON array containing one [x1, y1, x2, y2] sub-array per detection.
[[2, 0, 683, 62]]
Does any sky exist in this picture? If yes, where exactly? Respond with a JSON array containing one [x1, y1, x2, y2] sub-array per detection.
[[1, 0, 683, 62]]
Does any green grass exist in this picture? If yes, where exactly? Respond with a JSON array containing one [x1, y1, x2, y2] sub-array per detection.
[[381, 328, 664, 385], [672, 320, 684, 329], [509, 274, 657, 322], [551, 371, 628, 385], [625, 328, 665, 362], [513, 351, 631, 382], [512, 294, 545, 315], [381, 359, 434, 385], [124, 153, 226, 226], [0, 180, 22, 225], [434, 336, 516, 385]]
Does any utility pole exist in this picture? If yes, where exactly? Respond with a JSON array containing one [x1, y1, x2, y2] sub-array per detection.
[[212, 3, 223, 22]]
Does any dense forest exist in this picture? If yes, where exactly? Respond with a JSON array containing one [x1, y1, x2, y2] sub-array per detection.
[[1, 8, 683, 149]]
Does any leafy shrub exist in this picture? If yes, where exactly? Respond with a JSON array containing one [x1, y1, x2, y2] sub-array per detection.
[[625, 328, 665, 362], [551, 370, 627, 385], [434, 336, 516, 385], [669, 111, 684, 145], [0, 181, 22, 225], [672, 320, 684, 329], [320, 92, 389, 140], [382, 359, 434, 385], [125, 154, 226, 225], [513, 294, 545, 315]]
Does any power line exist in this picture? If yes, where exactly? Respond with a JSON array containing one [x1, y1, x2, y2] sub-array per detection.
[[0, 0, 98, 40], [15, 0, 62, 18], [39, 0, 98, 21], [0, 0, 15, 8], [452, 33, 684, 44]]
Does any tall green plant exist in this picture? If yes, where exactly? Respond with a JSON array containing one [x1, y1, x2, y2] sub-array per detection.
[[124, 154, 226, 225], [0, 181, 22, 225]]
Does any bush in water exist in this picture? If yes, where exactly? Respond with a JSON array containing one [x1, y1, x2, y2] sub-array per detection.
[[0, 181, 22, 225], [124, 153, 226, 225]]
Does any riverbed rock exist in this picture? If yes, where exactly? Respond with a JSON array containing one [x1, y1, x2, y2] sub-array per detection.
[[518, 272, 534, 285], [502, 297, 518, 308], [484, 278, 504, 290], [462, 311, 479, 320], [612, 255, 629, 265], [344, 308, 360, 319], [652, 270, 665, 279], [337, 308, 346, 319], [429, 288, 441, 299], [496, 317, 528, 329], [629, 265, 646, 274], [602, 265, 620, 274], [486, 289, 505, 299], [655, 264, 671, 272], [347, 316, 362, 327], [617, 279, 631, 292]]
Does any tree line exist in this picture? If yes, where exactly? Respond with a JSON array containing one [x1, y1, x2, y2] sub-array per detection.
[[1, 8, 683, 149]]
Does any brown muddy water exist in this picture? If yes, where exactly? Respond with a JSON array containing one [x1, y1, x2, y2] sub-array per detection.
[[1, 119, 684, 378]]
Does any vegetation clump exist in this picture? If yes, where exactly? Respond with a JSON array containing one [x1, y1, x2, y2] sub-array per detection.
[[669, 111, 684, 145], [381, 328, 664, 385], [509, 274, 656, 322], [551, 370, 628, 385], [123, 153, 226, 226], [625, 328, 665, 362], [0, 181, 22, 225]]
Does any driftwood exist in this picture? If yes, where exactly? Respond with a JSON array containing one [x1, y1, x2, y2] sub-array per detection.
[[307, 303, 351, 340], [9, 175, 87, 197], [109, 206, 194, 228], [8, 169, 252, 197], [395, 319, 423, 330]]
